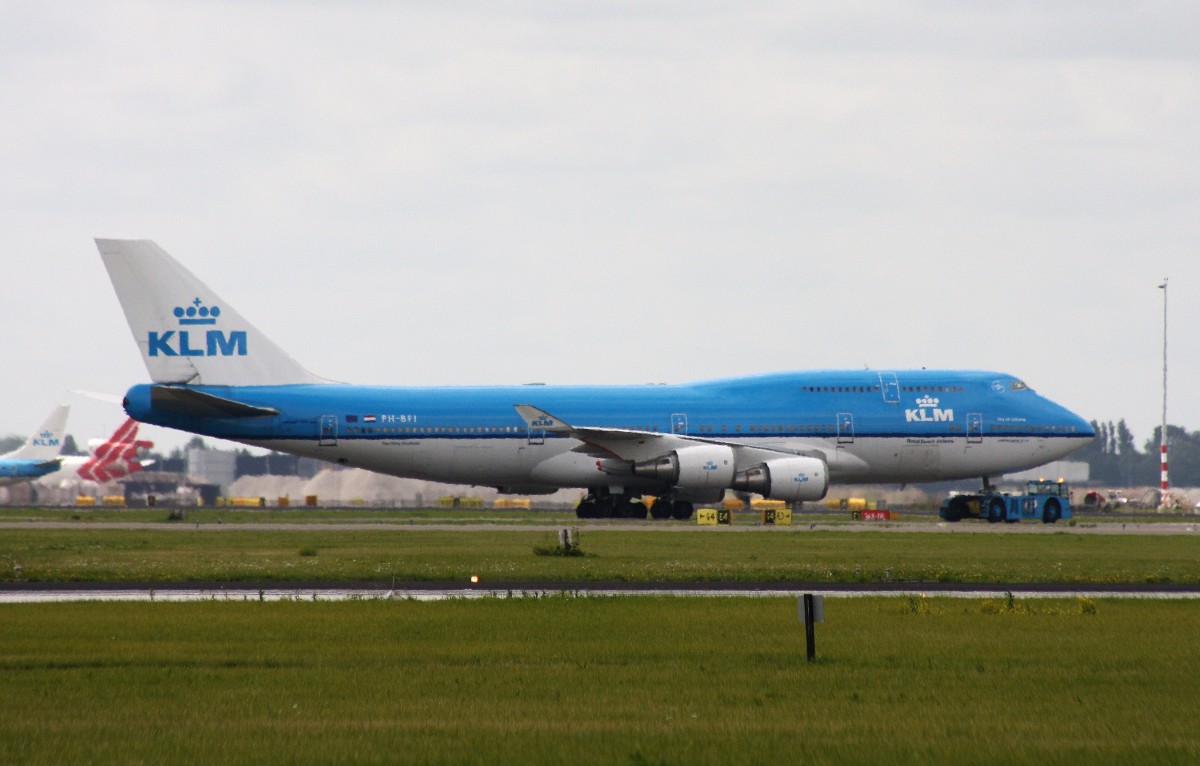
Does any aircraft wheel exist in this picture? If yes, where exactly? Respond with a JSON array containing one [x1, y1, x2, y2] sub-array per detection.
[[670, 500, 694, 520], [596, 497, 618, 518], [987, 498, 1006, 524], [612, 498, 637, 518], [575, 499, 597, 519], [943, 497, 967, 522], [1042, 499, 1061, 524], [649, 500, 672, 520]]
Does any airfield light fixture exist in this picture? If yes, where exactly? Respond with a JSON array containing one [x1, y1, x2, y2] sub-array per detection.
[[1158, 278, 1169, 511]]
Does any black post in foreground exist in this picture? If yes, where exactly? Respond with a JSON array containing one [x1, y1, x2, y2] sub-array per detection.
[[800, 593, 824, 663]]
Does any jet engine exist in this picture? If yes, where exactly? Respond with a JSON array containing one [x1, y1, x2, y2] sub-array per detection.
[[731, 456, 828, 502], [631, 445, 735, 489]]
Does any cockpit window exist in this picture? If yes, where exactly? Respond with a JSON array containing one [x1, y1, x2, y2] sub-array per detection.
[[1010, 380, 1029, 391]]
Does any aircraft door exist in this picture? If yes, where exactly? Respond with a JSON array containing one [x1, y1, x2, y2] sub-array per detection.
[[671, 413, 688, 435], [837, 412, 855, 444], [878, 372, 900, 404], [967, 413, 983, 444], [319, 415, 338, 447]]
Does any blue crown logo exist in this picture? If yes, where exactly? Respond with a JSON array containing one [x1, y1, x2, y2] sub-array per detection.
[[174, 297, 222, 326]]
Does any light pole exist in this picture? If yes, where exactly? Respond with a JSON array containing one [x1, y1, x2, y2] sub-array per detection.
[[1158, 278, 1169, 511]]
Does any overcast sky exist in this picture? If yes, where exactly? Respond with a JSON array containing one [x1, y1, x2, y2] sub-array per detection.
[[2, 2, 1197, 456]]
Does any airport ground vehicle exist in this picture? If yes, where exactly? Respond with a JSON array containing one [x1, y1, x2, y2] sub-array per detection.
[[940, 480, 1073, 524]]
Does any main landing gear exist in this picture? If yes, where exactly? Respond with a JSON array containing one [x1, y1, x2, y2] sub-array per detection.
[[576, 490, 694, 520], [576, 492, 646, 519]]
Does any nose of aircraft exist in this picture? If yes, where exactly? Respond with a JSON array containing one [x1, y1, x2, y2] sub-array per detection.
[[1062, 401, 1095, 440], [1049, 399, 1095, 458], [1075, 413, 1097, 440]]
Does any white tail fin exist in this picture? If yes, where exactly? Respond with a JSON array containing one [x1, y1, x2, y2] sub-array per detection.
[[96, 239, 320, 386], [3, 405, 70, 461]]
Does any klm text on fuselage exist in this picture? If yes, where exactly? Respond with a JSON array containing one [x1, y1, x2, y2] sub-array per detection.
[[904, 407, 954, 422]]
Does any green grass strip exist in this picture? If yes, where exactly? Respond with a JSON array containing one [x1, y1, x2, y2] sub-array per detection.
[[0, 597, 1196, 765], [2, 528, 1199, 584]]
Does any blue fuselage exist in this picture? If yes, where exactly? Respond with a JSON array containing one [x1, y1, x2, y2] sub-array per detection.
[[122, 369, 1093, 491], [0, 459, 60, 487]]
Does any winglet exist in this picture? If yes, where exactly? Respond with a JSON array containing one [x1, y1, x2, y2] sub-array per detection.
[[513, 405, 573, 434]]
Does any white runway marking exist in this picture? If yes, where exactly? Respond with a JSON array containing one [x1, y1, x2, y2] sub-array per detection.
[[3, 586, 1198, 603]]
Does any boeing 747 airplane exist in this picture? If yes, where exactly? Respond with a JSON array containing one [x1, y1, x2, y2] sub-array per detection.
[[97, 239, 1094, 519], [0, 405, 69, 487]]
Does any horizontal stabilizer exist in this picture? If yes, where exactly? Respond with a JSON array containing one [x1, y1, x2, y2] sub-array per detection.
[[150, 386, 279, 419], [71, 389, 125, 405]]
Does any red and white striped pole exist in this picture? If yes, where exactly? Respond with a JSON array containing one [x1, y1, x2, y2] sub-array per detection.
[[1158, 278, 1169, 511], [1161, 443, 1169, 494]]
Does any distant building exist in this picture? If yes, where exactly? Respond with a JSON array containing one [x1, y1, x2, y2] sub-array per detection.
[[188, 448, 236, 492], [297, 457, 323, 479]]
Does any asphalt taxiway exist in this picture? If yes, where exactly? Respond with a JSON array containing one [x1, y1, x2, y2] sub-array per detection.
[[1, 519, 1198, 535], [3, 580, 1199, 603]]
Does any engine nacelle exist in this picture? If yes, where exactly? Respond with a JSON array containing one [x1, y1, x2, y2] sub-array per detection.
[[631, 445, 736, 489], [731, 456, 828, 502]]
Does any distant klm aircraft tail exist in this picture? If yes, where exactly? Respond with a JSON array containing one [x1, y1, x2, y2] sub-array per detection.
[[96, 239, 320, 386], [3, 405, 70, 461]]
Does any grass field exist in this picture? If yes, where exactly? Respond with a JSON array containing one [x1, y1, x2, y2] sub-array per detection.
[[1, 505, 1191, 525], [0, 506, 583, 525], [2, 526, 1200, 584], [2, 513, 1198, 764], [1, 597, 1197, 765]]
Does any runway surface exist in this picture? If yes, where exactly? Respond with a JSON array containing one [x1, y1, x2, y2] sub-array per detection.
[[3, 581, 1199, 603], [3, 516, 1196, 601], [1, 519, 1198, 535]]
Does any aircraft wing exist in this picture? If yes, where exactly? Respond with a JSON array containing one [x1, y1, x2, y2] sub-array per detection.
[[514, 405, 830, 466], [516, 404, 693, 461]]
